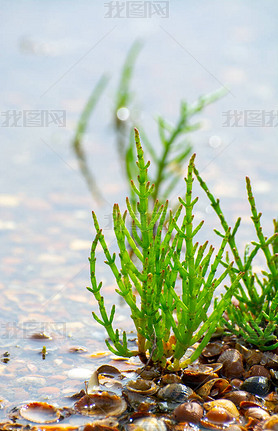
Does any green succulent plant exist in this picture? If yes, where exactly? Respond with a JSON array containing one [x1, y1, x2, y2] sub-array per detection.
[[88, 129, 242, 369], [195, 167, 278, 350]]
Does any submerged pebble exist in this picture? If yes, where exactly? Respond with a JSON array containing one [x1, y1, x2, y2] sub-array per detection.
[[68, 368, 93, 380], [240, 376, 271, 396]]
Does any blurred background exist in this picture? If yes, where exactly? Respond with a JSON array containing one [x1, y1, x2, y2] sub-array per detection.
[[0, 0, 277, 408]]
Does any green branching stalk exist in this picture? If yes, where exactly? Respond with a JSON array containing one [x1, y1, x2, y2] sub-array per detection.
[[115, 41, 143, 120], [114, 41, 143, 166], [141, 89, 225, 204], [72, 75, 109, 202], [167, 156, 242, 368], [195, 169, 278, 350], [121, 69, 225, 207], [88, 130, 243, 368], [246, 177, 278, 282]]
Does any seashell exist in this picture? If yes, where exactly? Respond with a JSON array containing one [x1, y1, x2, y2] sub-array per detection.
[[261, 352, 278, 369], [136, 367, 161, 380], [203, 399, 239, 418], [223, 390, 253, 406], [202, 343, 223, 359], [128, 416, 168, 430], [225, 426, 247, 431], [74, 391, 127, 416], [172, 424, 197, 431], [240, 400, 264, 409], [27, 426, 78, 430], [243, 407, 270, 421], [126, 379, 158, 395], [218, 349, 244, 379], [83, 426, 117, 431], [200, 407, 235, 429], [230, 379, 243, 389], [182, 363, 222, 389], [240, 400, 271, 422], [29, 426, 78, 431], [264, 391, 278, 414], [87, 371, 100, 394], [246, 365, 271, 379], [83, 417, 119, 430], [236, 344, 262, 366], [123, 388, 157, 413], [157, 383, 193, 402], [205, 407, 235, 423], [270, 369, 278, 386], [161, 374, 182, 385], [97, 365, 123, 379], [173, 401, 203, 424], [20, 402, 60, 423], [240, 376, 271, 397], [262, 413, 278, 430], [196, 378, 231, 400], [246, 351, 264, 367], [93, 366, 124, 393], [198, 420, 223, 430], [265, 391, 278, 402]]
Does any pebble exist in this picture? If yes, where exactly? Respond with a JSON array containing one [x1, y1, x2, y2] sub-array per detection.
[[37, 386, 60, 395], [17, 376, 46, 386], [67, 368, 93, 380]]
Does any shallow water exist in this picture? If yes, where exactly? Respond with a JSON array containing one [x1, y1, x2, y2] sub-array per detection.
[[0, 0, 278, 424]]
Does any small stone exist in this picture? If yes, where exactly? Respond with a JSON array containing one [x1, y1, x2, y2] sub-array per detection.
[[68, 368, 93, 379]]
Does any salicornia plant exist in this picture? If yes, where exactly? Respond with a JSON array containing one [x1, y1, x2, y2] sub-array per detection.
[[88, 129, 242, 369], [114, 40, 143, 163], [72, 75, 109, 202], [125, 89, 226, 207], [195, 168, 278, 350], [72, 40, 225, 208]]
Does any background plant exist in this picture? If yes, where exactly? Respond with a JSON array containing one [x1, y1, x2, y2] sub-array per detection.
[[72, 40, 225, 207], [88, 129, 242, 369], [125, 89, 225, 208], [72, 75, 109, 202], [195, 167, 278, 350]]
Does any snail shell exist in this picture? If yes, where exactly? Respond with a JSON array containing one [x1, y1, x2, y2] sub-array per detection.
[[173, 401, 203, 424], [200, 407, 235, 429], [203, 399, 239, 418], [126, 379, 158, 395], [157, 383, 193, 402]]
